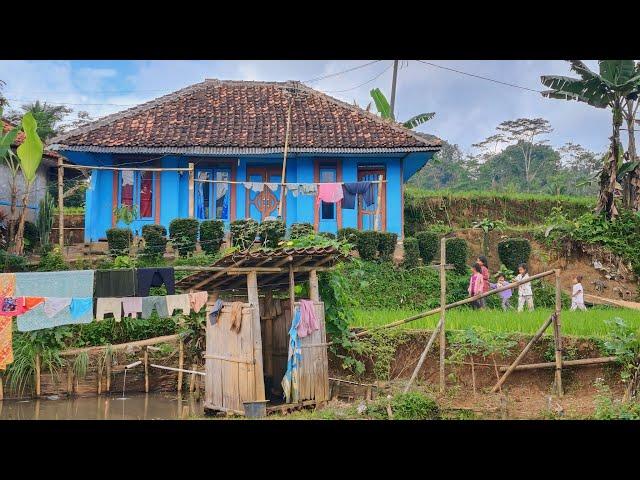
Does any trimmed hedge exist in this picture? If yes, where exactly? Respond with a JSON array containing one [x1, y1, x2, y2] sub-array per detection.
[[289, 223, 314, 239], [230, 219, 259, 249], [445, 238, 468, 274], [377, 232, 398, 261], [337, 227, 360, 244], [106, 228, 133, 257], [357, 231, 379, 261], [498, 237, 531, 272], [259, 219, 286, 248], [199, 220, 225, 254], [402, 237, 421, 269], [169, 218, 199, 257], [141, 224, 167, 259], [416, 231, 439, 264]]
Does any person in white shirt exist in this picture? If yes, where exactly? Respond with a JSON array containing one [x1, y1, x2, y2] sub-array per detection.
[[571, 275, 587, 311], [514, 263, 534, 312]]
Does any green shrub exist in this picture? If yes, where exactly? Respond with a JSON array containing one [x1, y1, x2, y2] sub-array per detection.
[[230, 219, 259, 249], [497, 238, 531, 273], [356, 231, 379, 261], [199, 220, 225, 254], [24, 220, 39, 252], [416, 231, 439, 264], [320, 232, 336, 240], [259, 219, 286, 248], [446, 237, 468, 274], [289, 222, 314, 239], [377, 232, 398, 261], [0, 250, 28, 272], [37, 247, 69, 271], [402, 237, 421, 269], [367, 391, 440, 420], [141, 224, 167, 259], [106, 228, 133, 257], [169, 218, 199, 256], [337, 227, 360, 244]]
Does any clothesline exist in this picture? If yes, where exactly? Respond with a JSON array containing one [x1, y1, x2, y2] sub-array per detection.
[[193, 179, 386, 186]]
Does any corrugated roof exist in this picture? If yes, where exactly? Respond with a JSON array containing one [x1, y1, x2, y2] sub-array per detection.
[[50, 80, 442, 153]]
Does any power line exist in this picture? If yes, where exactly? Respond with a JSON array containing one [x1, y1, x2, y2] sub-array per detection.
[[416, 60, 542, 93], [300, 60, 382, 84], [318, 63, 393, 93]]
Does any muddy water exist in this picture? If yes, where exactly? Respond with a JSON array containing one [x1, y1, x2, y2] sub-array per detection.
[[0, 393, 205, 420]]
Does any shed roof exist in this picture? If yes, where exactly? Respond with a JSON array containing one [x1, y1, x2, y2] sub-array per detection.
[[49, 80, 441, 155], [176, 246, 348, 292]]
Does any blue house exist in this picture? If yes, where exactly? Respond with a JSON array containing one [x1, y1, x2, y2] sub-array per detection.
[[50, 80, 441, 242]]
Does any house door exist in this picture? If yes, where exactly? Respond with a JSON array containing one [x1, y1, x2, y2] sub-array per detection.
[[357, 167, 386, 231], [246, 166, 283, 221]]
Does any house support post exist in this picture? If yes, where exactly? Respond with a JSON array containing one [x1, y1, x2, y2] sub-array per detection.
[[57, 157, 64, 250], [309, 269, 320, 302], [374, 175, 383, 231], [246, 270, 266, 401], [188, 162, 195, 218]]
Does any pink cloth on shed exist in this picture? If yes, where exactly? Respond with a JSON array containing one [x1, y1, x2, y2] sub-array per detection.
[[315, 183, 344, 209], [297, 299, 320, 338], [122, 297, 143, 318], [189, 291, 208, 313]]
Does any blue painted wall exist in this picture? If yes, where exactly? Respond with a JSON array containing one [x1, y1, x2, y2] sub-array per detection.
[[62, 151, 434, 242]]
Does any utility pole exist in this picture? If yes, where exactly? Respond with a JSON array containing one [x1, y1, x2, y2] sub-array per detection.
[[390, 60, 399, 120]]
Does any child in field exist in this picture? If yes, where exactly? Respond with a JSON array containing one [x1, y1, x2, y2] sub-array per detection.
[[468, 263, 485, 310], [514, 263, 534, 312], [476, 256, 490, 308], [490, 273, 513, 311], [571, 275, 587, 311]]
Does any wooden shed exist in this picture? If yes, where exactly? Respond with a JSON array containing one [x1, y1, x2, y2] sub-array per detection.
[[176, 247, 346, 415]]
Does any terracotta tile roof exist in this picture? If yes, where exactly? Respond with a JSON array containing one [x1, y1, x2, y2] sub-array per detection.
[[2, 119, 60, 159], [50, 80, 441, 154]]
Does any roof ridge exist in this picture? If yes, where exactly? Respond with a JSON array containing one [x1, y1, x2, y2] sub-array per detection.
[[294, 83, 441, 147], [49, 80, 213, 145]]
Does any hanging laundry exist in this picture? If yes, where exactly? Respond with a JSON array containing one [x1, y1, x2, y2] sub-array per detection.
[[315, 183, 344, 209], [341, 181, 375, 210], [25, 297, 45, 310], [209, 298, 224, 325], [0, 297, 19, 316], [141, 296, 169, 319], [135, 268, 175, 296], [229, 301, 244, 332], [297, 299, 320, 338], [300, 183, 318, 196], [189, 291, 208, 313], [282, 306, 302, 403], [16, 270, 95, 332], [264, 183, 280, 193], [166, 294, 191, 316], [243, 182, 265, 193], [43, 298, 72, 318], [122, 297, 143, 319], [0, 273, 16, 297], [96, 298, 123, 322], [95, 269, 137, 297], [0, 316, 13, 371], [69, 298, 93, 320]]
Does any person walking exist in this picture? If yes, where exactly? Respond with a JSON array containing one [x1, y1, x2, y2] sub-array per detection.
[[514, 263, 534, 312], [476, 256, 490, 309], [571, 275, 587, 311], [468, 263, 485, 310]]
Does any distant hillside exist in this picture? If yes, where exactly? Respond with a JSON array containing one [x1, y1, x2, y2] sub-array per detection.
[[404, 188, 593, 235]]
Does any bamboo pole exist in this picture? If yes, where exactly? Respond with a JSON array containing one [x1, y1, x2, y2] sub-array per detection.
[[189, 363, 197, 392], [491, 313, 555, 393], [57, 157, 64, 249], [144, 347, 149, 394], [498, 356, 618, 372], [59, 334, 181, 356], [403, 317, 444, 393], [373, 174, 383, 231], [288, 263, 295, 317], [309, 269, 320, 302], [105, 352, 111, 392], [554, 269, 563, 396], [61, 163, 188, 172], [178, 339, 184, 393], [67, 363, 74, 395], [149, 364, 205, 376], [351, 270, 555, 339], [35, 353, 41, 397], [277, 100, 293, 218], [439, 237, 446, 393], [188, 162, 195, 218]]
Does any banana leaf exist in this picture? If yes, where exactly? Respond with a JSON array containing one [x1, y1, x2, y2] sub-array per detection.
[[370, 88, 391, 119], [403, 112, 435, 129], [16, 112, 43, 183]]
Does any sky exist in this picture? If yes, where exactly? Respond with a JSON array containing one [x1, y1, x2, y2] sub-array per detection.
[[0, 60, 618, 155]]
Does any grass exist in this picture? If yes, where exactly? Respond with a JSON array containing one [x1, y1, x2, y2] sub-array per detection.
[[352, 307, 640, 338], [404, 187, 594, 206]]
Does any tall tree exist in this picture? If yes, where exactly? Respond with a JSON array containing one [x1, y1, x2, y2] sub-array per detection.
[[540, 60, 640, 219], [473, 118, 553, 190], [409, 141, 476, 190], [369, 88, 435, 129], [0, 79, 7, 108], [7, 100, 72, 140]]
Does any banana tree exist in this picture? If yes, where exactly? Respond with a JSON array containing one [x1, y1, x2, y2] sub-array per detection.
[[369, 88, 435, 129], [11, 112, 44, 255], [540, 60, 640, 220], [1, 109, 22, 243]]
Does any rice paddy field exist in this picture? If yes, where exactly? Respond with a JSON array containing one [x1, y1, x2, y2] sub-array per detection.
[[352, 307, 640, 338]]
